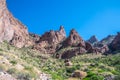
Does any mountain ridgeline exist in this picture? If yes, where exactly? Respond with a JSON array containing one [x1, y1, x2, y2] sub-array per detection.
[[1, 0, 120, 80], [0, 0, 120, 59]]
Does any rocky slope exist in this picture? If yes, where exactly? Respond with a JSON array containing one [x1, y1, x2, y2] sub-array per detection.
[[110, 32, 120, 52], [0, 0, 117, 59], [1, 0, 120, 80], [56, 29, 87, 59], [64, 29, 85, 47], [87, 35, 115, 54], [87, 35, 98, 45], [32, 26, 66, 54], [0, 0, 32, 48], [100, 35, 115, 45]]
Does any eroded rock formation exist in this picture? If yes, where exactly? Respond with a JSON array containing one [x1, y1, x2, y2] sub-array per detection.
[[110, 32, 120, 51], [88, 35, 98, 44], [33, 26, 66, 54], [64, 29, 85, 47], [0, 0, 31, 48]]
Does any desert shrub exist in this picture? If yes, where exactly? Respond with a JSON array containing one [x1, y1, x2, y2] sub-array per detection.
[[51, 73, 64, 80], [24, 65, 33, 71], [83, 77, 90, 80], [17, 72, 32, 80], [66, 66, 76, 73], [87, 71, 96, 77], [98, 69, 105, 73], [114, 74, 120, 80], [10, 60, 17, 65], [111, 70, 119, 75], [0, 48, 3, 51], [75, 64, 81, 70], [0, 65, 6, 71], [7, 68, 17, 74], [90, 75, 104, 80], [115, 65, 120, 71]]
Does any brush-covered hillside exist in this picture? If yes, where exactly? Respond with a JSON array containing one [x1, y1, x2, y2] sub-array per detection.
[[0, 41, 120, 80], [0, 0, 120, 80]]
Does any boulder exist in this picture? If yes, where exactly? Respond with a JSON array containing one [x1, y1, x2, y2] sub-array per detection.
[[72, 70, 87, 79], [65, 61, 73, 66]]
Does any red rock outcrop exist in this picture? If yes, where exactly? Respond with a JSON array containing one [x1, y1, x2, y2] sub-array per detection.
[[100, 35, 115, 45], [56, 29, 88, 59], [33, 26, 66, 54], [64, 29, 85, 47], [110, 32, 120, 51], [0, 0, 31, 48], [29, 33, 41, 43], [58, 47, 87, 59], [40, 26, 66, 45], [87, 35, 98, 44], [85, 42, 94, 53]]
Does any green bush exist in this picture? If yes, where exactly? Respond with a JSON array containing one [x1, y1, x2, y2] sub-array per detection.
[[17, 72, 32, 80], [10, 60, 17, 65], [51, 72, 64, 80], [0, 65, 6, 71], [90, 75, 104, 80], [66, 66, 76, 73], [87, 71, 96, 77], [24, 65, 33, 71], [7, 68, 17, 74], [75, 64, 81, 70], [114, 74, 120, 80], [0, 48, 3, 51]]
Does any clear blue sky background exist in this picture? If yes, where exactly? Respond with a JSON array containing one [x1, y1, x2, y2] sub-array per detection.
[[7, 0, 120, 40]]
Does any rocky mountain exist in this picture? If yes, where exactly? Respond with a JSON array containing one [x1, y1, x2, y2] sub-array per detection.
[[64, 29, 85, 47], [100, 35, 115, 45], [0, 0, 114, 57], [0, 0, 32, 48], [1, 0, 120, 80], [87, 35, 98, 45], [33, 26, 66, 54], [87, 35, 110, 54], [110, 32, 120, 52], [56, 29, 87, 59]]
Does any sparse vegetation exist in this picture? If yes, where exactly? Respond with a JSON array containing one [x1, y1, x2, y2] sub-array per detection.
[[0, 42, 120, 80]]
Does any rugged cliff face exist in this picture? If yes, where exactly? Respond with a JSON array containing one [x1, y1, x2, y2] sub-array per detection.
[[55, 29, 87, 59], [100, 35, 115, 45], [33, 26, 66, 54], [40, 26, 66, 45], [64, 29, 85, 47], [0, 0, 31, 48], [110, 32, 120, 51], [1, 0, 118, 59], [87, 35, 98, 44]]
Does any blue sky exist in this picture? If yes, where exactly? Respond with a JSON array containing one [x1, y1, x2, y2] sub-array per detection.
[[7, 0, 120, 40]]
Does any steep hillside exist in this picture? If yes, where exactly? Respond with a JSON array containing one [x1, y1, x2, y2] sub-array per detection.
[[0, 42, 120, 80], [0, 42, 51, 80], [87, 35, 98, 45], [100, 35, 115, 45], [0, 0, 120, 80], [0, 0, 32, 48]]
